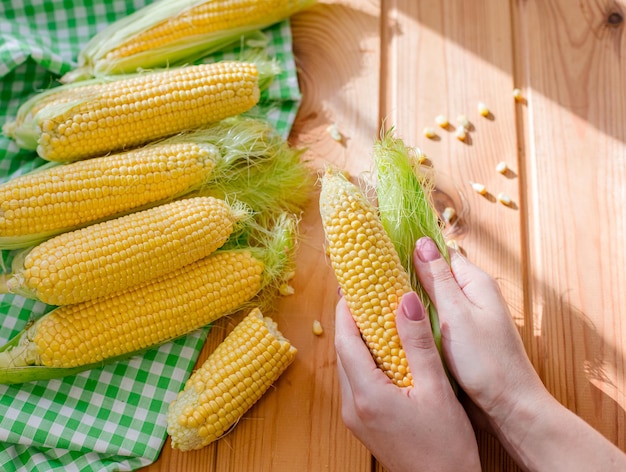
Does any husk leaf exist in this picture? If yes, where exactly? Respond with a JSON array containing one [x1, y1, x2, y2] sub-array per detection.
[[61, 0, 316, 81], [373, 127, 457, 392]]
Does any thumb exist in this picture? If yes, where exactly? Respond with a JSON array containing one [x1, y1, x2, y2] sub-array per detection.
[[412, 237, 468, 319], [396, 291, 448, 387], [414, 236, 502, 313]]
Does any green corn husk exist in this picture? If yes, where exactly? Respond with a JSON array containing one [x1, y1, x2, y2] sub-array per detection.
[[0, 115, 313, 250], [61, 0, 317, 82], [0, 212, 298, 385], [373, 128, 457, 392]]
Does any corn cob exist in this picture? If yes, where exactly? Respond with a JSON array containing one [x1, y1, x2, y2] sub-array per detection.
[[0, 214, 296, 384], [2, 196, 246, 305], [0, 116, 313, 250], [62, 0, 317, 81], [319, 168, 413, 387], [0, 142, 219, 244], [3, 61, 264, 162], [167, 307, 296, 451]]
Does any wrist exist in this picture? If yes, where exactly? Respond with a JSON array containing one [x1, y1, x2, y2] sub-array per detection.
[[486, 386, 557, 469], [476, 367, 551, 455]]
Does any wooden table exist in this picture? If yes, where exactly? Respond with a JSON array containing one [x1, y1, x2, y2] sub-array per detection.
[[143, 0, 626, 470]]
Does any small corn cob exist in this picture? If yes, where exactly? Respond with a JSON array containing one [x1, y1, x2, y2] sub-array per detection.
[[2, 197, 247, 305], [0, 213, 296, 384], [167, 307, 296, 451], [3, 61, 263, 162], [319, 168, 413, 387], [0, 116, 313, 250], [62, 0, 317, 81]]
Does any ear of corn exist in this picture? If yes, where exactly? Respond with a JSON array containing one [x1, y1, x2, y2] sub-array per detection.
[[319, 168, 413, 387], [0, 141, 220, 247], [2, 196, 248, 305], [166, 307, 296, 451], [0, 213, 297, 384], [0, 115, 312, 250], [3, 60, 271, 162], [373, 128, 456, 392], [61, 0, 317, 81]]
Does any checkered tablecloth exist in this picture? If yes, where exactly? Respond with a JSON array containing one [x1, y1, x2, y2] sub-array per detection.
[[0, 1, 302, 470]]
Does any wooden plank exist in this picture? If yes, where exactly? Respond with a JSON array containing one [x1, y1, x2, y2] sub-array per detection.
[[379, 1, 523, 470], [513, 0, 626, 450]]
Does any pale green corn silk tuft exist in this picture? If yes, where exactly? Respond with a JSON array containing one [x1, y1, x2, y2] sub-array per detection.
[[373, 128, 457, 391], [373, 129, 448, 287]]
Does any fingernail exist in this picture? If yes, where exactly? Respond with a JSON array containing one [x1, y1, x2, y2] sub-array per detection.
[[400, 292, 425, 321], [337, 286, 343, 298], [416, 237, 441, 262]]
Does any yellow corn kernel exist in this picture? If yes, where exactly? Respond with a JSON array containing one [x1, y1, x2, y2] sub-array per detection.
[[7, 197, 245, 305], [423, 127, 437, 139], [496, 161, 509, 174], [470, 181, 487, 195], [6, 62, 260, 162], [312, 320, 324, 336], [478, 101, 490, 117], [326, 122, 343, 142], [319, 168, 413, 387], [497, 192, 513, 206], [1, 249, 266, 369], [0, 142, 218, 239], [167, 308, 297, 451], [434, 115, 449, 128], [457, 114, 471, 130], [278, 282, 295, 296], [413, 147, 427, 165], [441, 206, 457, 224], [513, 88, 523, 102], [455, 125, 467, 141]]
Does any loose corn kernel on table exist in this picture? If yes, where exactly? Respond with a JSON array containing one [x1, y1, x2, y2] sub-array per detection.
[[143, 1, 626, 470]]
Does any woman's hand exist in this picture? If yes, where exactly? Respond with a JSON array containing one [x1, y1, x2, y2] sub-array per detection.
[[335, 290, 481, 472], [412, 237, 626, 472], [411, 236, 548, 422]]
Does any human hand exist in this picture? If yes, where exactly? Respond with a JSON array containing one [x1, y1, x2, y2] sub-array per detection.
[[412, 237, 549, 426], [335, 290, 481, 472], [410, 237, 626, 472]]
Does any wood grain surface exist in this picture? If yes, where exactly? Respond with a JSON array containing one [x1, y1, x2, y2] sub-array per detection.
[[142, 1, 626, 470]]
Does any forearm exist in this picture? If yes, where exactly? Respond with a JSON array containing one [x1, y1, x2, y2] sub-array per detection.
[[491, 392, 626, 472]]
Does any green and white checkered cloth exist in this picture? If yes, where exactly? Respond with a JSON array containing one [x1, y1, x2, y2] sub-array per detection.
[[0, 1, 302, 471]]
